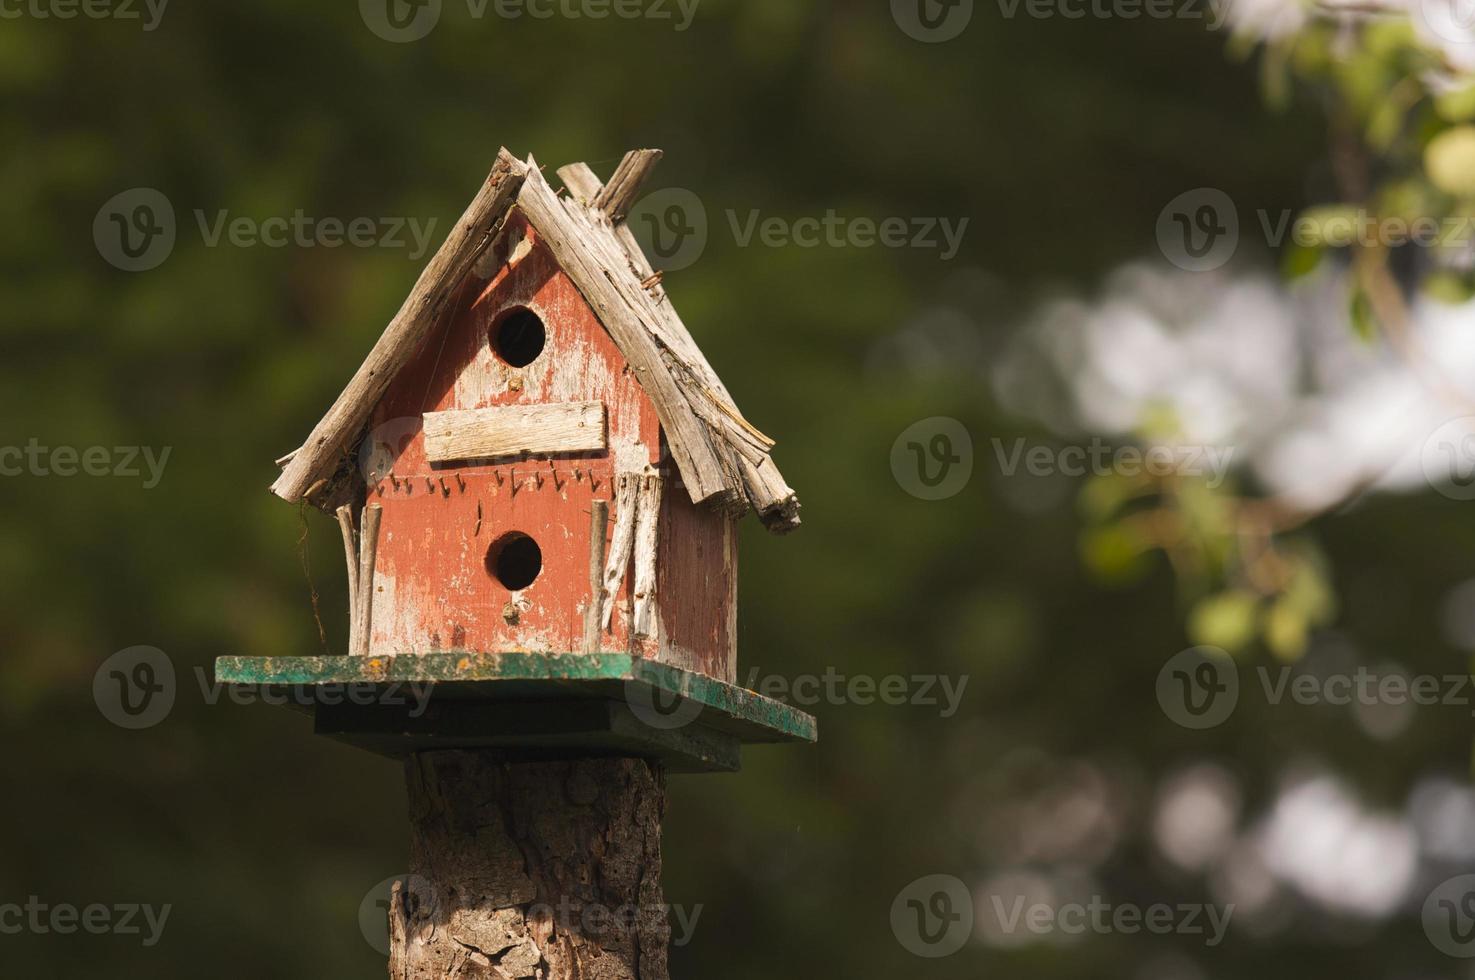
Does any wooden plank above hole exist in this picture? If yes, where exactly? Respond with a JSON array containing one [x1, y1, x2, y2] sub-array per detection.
[[423, 401, 607, 464]]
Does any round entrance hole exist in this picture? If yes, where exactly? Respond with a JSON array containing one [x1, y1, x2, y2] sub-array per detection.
[[486, 532, 542, 590], [490, 306, 546, 368]]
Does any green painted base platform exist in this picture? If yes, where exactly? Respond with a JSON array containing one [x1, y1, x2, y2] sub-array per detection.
[[213, 652, 816, 773]]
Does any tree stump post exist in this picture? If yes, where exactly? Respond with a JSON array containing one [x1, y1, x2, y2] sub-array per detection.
[[388, 752, 670, 980]]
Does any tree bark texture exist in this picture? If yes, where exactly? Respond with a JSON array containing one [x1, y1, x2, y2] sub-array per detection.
[[388, 753, 669, 980]]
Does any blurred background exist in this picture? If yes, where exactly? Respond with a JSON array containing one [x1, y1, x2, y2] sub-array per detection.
[[5, 0, 1475, 976]]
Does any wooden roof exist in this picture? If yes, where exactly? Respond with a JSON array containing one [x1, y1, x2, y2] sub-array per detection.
[[269, 148, 800, 533]]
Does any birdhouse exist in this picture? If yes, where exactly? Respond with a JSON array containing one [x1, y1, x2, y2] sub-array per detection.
[[218, 149, 814, 771]]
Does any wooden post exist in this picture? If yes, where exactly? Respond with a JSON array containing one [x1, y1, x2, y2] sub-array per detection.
[[388, 752, 670, 980]]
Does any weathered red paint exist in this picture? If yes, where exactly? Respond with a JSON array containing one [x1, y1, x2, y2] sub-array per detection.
[[363, 215, 737, 681]]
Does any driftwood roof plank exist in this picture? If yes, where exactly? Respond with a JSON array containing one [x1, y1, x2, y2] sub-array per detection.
[[272, 147, 799, 532], [556, 162, 603, 207], [514, 158, 737, 508], [271, 149, 528, 503], [592, 149, 663, 222], [559, 159, 799, 529]]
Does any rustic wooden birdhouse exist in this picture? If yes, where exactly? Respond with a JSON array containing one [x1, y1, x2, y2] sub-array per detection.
[[218, 148, 814, 772]]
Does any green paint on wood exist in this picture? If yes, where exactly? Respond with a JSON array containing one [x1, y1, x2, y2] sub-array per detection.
[[213, 652, 817, 768]]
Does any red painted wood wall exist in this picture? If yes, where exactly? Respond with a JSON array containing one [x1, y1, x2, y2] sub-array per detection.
[[363, 214, 737, 681]]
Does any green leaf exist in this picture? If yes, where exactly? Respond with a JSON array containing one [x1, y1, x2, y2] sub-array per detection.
[[1080, 524, 1152, 586], [1436, 83, 1475, 122], [1350, 287, 1378, 342], [1260, 40, 1293, 112], [1282, 241, 1325, 281], [1263, 598, 1309, 661], [1282, 554, 1336, 624], [1078, 473, 1140, 524], [1425, 125, 1475, 198], [1189, 590, 1261, 653]]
